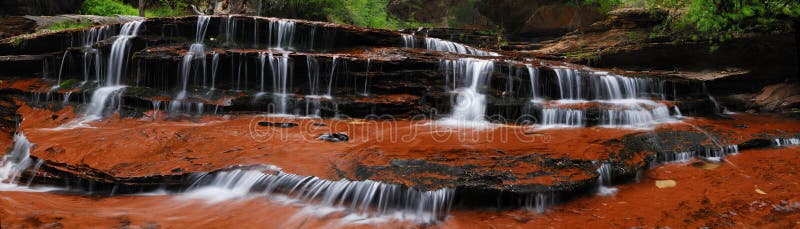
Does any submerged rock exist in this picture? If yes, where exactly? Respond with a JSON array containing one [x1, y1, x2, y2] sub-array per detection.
[[317, 133, 349, 142], [257, 122, 298, 128]]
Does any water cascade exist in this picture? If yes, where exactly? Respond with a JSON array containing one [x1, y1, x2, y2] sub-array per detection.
[[223, 15, 237, 46], [56, 50, 70, 88], [210, 52, 220, 90], [439, 58, 494, 127], [326, 56, 338, 98], [525, 192, 557, 213], [527, 65, 540, 102], [424, 37, 498, 56], [170, 16, 211, 114], [268, 52, 291, 114], [362, 59, 371, 96], [82, 25, 110, 83], [402, 34, 417, 48], [537, 68, 674, 128], [268, 20, 296, 50], [596, 163, 618, 196], [82, 20, 143, 120], [775, 138, 800, 146], [185, 167, 454, 223], [541, 108, 584, 127], [0, 133, 34, 188]]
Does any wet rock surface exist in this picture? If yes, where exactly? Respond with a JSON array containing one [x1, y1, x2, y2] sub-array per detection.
[[0, 13, 798, 227]]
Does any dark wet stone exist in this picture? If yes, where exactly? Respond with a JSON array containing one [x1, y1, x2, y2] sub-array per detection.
[[318, 133, 349, 142], [258, 122, 299, 128], [738, 138, 773, 150], [312, 123, 327, 127]]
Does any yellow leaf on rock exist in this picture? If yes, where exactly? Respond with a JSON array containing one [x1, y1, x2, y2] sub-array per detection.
[[755, 188, 767, 195], [655, 180, 676, 188]]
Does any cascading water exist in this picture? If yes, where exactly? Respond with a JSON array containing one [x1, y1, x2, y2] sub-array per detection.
[[81, 25, 110, 83], [439, 58, 494, 127], [268, 52, 291, 114], [361, 59, 371, 96], [527, 65, 540, 102], [326, 56, 338, 99], [541, 108, 584, 127], [775, 138, 800, 147], [596, 163, 618, 196], [402, 34, 417, 48], [268, 20, 295, 50], [210, 52, 220, 90], [184, 167, 454, 223], [223, 15, 237, 46], [0, 133, 34, 189], [424, 37, 498, 56], [537, 67, 675, 128], [81, 20, 143, 121], [55, 50, 70, 89], [524, 192, 557, 213], [170, 16, 210, 114]]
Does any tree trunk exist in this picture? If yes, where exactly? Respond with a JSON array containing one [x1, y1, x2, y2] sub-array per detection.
[[138, 0, 145, 17]]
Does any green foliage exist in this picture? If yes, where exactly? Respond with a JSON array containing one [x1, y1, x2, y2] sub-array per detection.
[[41, 21, 95, 32], [586, 0, 800, 43], [81, 0, 139, 16], [584, 0, 622, 12], [257, 0, 430, 29], [59, 79, 80, 88], [9, 38, 23, 47], [82, 0, 191, 17], [148, 0, 193, 17]]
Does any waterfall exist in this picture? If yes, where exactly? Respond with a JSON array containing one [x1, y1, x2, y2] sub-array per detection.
[[210, 52, 220, 89], [305, 56, 323, 117], [258, 52, 267, 93], [439, 58, 494, 127], [701, 145, 739, 162], [326, 56, 338, 98], [56, 50, 70, 86], [524, 192, 556, 213], [535, 67, 676, 129], [526, 65, 539, 102], [268, 52, 291, 114], [0, 133, 33, 188], [401, 34, 417, 48], [702, 82, 732, 114], [82, 25, 110, 83], [599, 100, 673, 128], [184, 167, 454, 223], [86, 86, 126, 118], [540, 108, 584, 127], [268, 20, 295, 50], [105, 21, 143, 86], [253, 18, 259, 48], [554, 68, 582, 100], [171, 16, 211, 114], [552, 68, 665, 100], [362, 59, 371, 96], [775, 138, 800, 147], [306, 56, 322, 96], [424, 37, 498, 56], [81, 20, 143, 120], [596, 163, 618, 196], [655, 151, 695, 164], [223, 15, 237, 46]]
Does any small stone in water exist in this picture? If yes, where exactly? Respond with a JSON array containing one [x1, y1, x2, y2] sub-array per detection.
[[258, 122, 298, 128], [318, 133, 349, 142], [655, 180, 676, 188]]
